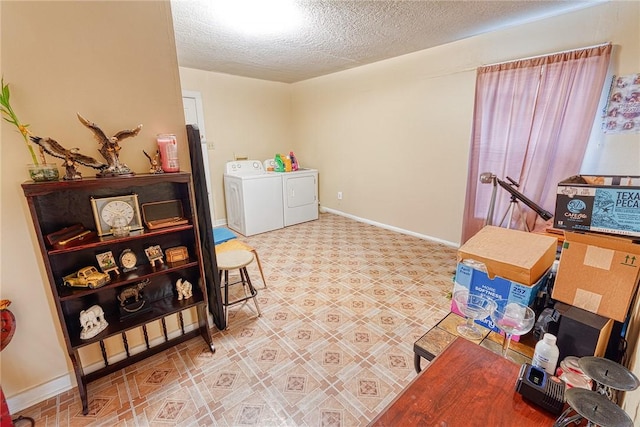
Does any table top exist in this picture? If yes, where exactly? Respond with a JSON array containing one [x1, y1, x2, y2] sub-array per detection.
[[370, 337, 558, 426], [414, 311, 535, 364]]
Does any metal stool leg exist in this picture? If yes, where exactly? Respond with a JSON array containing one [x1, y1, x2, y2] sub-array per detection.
[[252, 249, 267, 288], [239, 268, 251, 299], [222, 269, 230, 328], [217, 250, 261, 329], [241, 267, 261, 316]]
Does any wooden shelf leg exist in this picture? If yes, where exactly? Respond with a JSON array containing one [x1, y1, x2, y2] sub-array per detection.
[[197, 304, 215, 353], [70, 350, 89, 415]]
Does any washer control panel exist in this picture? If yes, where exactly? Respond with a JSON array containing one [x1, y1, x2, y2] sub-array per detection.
[[225, 160, 265, 175]]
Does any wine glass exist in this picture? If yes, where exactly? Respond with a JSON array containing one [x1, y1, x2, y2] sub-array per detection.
[[490, 299, 535, 358], [453, 290, 497, 340]]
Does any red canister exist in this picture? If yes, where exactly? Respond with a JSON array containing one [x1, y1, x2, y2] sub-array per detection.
[[157, 134, 180, 172]]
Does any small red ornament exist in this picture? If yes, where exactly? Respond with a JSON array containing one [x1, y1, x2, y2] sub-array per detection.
[[0, 299, 16, 351]]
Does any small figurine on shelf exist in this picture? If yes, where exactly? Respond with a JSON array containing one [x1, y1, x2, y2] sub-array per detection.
[[77, 113, 142, 177], [117, 279, 149, 316], [176, 278, 193, 300], [29, 136, 107, 180], [79, 304, 108, 340], [143, 149, 164, 174], [96, 251, 120, 276], [144, 245, 164, 267]]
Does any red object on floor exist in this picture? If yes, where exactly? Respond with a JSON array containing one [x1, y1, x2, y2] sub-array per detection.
[[0, 387, 14, 427]]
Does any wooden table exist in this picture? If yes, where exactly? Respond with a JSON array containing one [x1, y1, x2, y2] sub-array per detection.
[[413, 311, 536, 372], [370, 337, 558, 426]]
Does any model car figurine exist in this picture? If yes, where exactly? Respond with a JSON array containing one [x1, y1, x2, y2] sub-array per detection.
[[63, 266, 111, 289]]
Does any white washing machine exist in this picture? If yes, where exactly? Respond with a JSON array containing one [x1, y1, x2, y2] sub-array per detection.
[[223, 160, 284, 236], [263, 159, 319, 227]]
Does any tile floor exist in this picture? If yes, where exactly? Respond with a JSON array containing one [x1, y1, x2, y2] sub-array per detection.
[[13, 213, 458, 426]]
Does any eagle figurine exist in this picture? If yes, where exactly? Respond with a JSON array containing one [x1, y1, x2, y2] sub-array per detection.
[[77, 113, 143, 177], [30, 136, 107, 180], [143, 149, 164, 174]]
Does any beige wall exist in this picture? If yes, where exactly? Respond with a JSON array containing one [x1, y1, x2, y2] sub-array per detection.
[[178, 68, 292, 222], [291, 1, 640, 246], [1, 0, 189, 407]]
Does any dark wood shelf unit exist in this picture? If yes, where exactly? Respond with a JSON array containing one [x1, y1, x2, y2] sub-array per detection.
[[22, 172, 215, 415], [46, 224, 194, 256], [67, 292, 205, 348], [56, 260, 200, 301]]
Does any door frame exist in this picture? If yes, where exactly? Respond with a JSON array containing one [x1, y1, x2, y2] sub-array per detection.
[[182, 90, 215, 224]]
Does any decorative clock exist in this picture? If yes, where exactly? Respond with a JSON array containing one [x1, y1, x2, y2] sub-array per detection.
[[119, 249, 138, 272], [91, 194, 143, 236]]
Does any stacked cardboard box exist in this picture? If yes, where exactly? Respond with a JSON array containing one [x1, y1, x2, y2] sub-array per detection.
[[552, 231, 640, 322], [551, 175, 640, 323], [554, 175, 640, 237], [452, 226, 557, 334]]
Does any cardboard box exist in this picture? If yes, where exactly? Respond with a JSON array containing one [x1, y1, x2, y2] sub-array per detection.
[[451, 262, 549, 337], [458, 226, 557, 285], [554, 175, 640, 237], [552, 231, 640, 322]]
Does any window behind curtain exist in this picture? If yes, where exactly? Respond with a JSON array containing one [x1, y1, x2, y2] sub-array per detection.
[[462, 44, 612, 243]]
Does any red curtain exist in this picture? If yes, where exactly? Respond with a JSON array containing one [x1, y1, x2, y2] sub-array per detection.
[[462, 44, 612, 243]]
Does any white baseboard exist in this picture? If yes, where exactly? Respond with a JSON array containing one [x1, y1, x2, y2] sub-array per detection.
[[319, 206, 459, 248], [219, 210, 458, 247], [6, 323, 201, 414], [6, 374, 74, 415]]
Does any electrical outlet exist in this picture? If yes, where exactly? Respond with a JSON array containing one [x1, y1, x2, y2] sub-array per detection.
[[337, 191, 343, 200], [207, 141, 215, 150]]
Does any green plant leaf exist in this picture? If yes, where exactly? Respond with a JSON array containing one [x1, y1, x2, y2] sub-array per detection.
[[2, 85, 9, 104]]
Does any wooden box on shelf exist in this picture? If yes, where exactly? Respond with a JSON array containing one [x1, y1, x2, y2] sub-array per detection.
[[21, 173, 214, 415]]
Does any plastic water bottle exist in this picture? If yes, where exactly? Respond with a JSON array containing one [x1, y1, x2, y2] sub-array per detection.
[[532, 333, 560, 375]]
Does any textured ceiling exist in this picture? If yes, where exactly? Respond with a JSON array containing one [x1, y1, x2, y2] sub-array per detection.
[[171, 1, 601, 83]]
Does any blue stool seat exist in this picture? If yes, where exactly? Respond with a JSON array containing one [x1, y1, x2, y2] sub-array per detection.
[[213, 227, 237, 245]]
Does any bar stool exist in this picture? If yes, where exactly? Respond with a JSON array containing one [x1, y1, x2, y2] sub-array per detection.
[[215, 249, 261, 327], [215, 239, 267, 289], [213, 227, 267, 289]]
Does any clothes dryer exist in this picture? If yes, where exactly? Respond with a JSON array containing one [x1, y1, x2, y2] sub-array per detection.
[[223, 160, 284, 236], [263, 158, 319, 227], [281, 168, 318, 226]]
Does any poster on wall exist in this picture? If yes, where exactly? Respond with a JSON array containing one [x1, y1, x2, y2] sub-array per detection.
[[603, 73, 640, 134]]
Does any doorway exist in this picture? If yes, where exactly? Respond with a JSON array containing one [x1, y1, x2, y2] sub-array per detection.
[[182, 90, 215, 224]]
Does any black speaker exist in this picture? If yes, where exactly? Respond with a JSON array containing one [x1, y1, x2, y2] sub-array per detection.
[[553, 302, 622, 363]]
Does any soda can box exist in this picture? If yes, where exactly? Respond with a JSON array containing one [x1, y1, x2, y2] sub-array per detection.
[[554, 175, 640, 237], [451, 262, 548, 339]]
